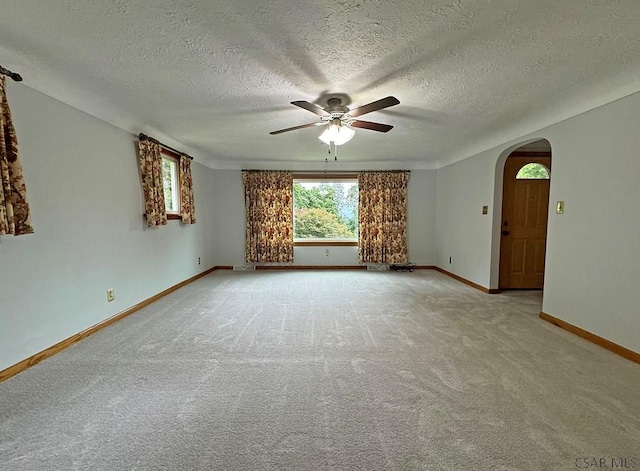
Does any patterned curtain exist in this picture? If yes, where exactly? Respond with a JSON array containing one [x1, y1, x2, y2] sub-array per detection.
[[0, 76, 34, 236], [179, 154, 196, 224], [137, 136, 167, 227], [242, 170, 294, 263], [358, 171, 410, 264]]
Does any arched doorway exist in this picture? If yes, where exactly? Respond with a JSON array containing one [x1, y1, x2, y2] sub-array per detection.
[[499, 140, 551, 289]]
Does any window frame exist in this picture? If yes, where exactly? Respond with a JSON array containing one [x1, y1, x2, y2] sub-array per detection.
[[161, 148, 182, 220], [292, 173, 359, 247]]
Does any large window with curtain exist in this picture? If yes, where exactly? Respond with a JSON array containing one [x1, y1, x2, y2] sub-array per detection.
[[293, 174, 358, 246], [137, 134, 196, 226], [243, 170, 409, 264]]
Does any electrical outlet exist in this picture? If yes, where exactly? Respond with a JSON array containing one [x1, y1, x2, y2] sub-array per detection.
[[106, 288, 115, 302], [325, 249, 330, 258], [198, 257, 201, 265]]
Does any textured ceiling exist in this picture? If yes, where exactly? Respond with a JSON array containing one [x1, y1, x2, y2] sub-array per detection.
[[1, 0, 640, 169]]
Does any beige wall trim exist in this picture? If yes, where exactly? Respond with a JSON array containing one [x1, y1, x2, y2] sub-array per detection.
[[0, 267, 218, 384], [539, 312, 640, 365], [434, 267, 500, 294]]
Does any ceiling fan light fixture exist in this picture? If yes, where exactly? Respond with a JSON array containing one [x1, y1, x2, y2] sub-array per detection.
[[319, 121, 355, 146]]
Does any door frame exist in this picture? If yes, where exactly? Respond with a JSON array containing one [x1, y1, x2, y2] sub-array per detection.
[[489, 138, 553, 290]]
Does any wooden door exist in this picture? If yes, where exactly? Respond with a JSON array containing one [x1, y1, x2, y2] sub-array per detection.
[[499, 154, 551, 289]]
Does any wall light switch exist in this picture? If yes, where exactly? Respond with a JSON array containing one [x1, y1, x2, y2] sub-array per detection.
[[482, 205, 488, 215], [556, 201, 565, 214]]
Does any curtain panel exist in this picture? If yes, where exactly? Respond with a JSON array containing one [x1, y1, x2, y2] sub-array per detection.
[[0, 76, 34, 236], [137, 137, 167, 227], [358, 171, 410, 264], [242, 170, 294, 263], [179, 154, 196, 224]]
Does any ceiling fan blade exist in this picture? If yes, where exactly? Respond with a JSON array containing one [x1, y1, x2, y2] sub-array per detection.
[[348, 96, 400, 118], [269, 122, 325, 135], [349, 120, 394, 133], [291, 101, 331, 117]]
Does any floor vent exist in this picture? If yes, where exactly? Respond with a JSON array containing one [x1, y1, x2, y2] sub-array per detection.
[[367, 264, 389, 271], [233, 265, 256, 271]]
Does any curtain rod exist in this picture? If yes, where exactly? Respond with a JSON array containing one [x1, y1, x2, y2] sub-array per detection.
[[138, 133, 193, 160], [0, 65, 23, 82], [242, 169, 411, 173]]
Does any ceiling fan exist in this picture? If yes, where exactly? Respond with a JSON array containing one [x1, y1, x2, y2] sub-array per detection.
[[270, 96, 400, 145]]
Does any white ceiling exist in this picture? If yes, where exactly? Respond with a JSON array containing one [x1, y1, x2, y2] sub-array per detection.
[[2, 1, 640, 169]]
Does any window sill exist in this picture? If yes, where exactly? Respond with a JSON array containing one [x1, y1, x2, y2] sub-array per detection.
[[294, 240, 358, 247], [167, 213, 182, 220]]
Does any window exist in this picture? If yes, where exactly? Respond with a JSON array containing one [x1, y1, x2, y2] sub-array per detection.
[[293, 176, 358, 246], [516, 163, 550, 179], [161, 150, 181, 218]]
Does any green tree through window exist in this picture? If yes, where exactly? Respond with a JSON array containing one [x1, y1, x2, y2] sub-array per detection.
[[293, 181, 358, 239], [162, 157, 175, 211], [516, 163, 550, 179]]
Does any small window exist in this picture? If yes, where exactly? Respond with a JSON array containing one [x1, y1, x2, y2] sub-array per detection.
[[293, 178, 358, 245], [161, 151, 180, 217], [516, 163, 550, 179]]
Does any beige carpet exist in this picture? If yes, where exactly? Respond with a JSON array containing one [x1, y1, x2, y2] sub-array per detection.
[[1, 270, 639, 470]]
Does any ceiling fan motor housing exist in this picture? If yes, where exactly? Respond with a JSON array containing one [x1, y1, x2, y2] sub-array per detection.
[[325, 97, 350, 116]]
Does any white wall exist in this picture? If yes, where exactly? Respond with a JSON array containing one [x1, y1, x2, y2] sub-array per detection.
[[407, 170, 437, 265], [436, 152, 497, 286], [0, 83, 216, 371], [212, 170, 245, 265], [541, 92, 640, 354], [435, 91, 640, 353], [212, 169, 437, 267]]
